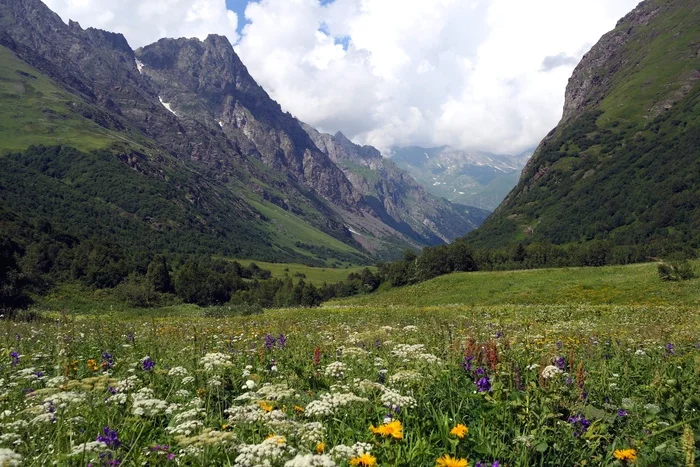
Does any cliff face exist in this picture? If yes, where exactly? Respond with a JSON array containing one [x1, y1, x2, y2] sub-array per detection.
[[468, 0, 700, 250], [301, 124, 490, 247]]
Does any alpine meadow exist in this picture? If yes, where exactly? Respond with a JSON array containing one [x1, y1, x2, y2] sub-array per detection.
[[0, 0, 698, 466]]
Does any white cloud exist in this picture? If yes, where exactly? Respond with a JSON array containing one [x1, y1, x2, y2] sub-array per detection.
[[41, 0, 239, 48], [41, 0, 641, 154]]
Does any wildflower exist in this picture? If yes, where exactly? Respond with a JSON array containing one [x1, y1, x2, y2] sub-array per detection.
[[97, 427, 121, 449], [349, 453, 377, 466], [87, 359, 99, 372], [265, 334, 276, 350], [316, 442, 326, 454], [10, 351, 20, 367], [101, 352, 114, 370], [294, 405, 305, 413], [617, 409, 629, 417], [258, 401, 274, 412], [682, 425, 695, 467], [278, 334, 287, 348], [450, 424, 469, 439], [313, 347, 321, 366], [370, 420, 403, 439], [665, 343, 675, 355], [476, 375, 491, 393], [613, 449, 637, 462], [542, 365, 563, 379], [554, 356, 566, 370], [436, 454, 469, 467], [568, 414, 591, 437], [141, 356, 155, 372]]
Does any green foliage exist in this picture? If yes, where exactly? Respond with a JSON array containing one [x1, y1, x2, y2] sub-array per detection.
[[658, 258, 696, 282], [146, 255, 174, 293], [0, 236, 32, 312]]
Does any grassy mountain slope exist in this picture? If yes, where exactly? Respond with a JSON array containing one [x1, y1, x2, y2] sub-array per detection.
[[468, 0, 700, 252]]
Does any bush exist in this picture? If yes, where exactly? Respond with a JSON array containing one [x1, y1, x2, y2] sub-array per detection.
[[657, 258, 696, 282], [113, 275, 163, 308]]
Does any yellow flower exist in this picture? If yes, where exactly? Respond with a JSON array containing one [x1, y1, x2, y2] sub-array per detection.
[[370, 420, 403, 439], [258, 401, 274, 412], [436, 455, 469, 467], [450, 424, 469, 439], [350, 453, 377, 466], [613, 449, 637, 462], [87, 359, 99, 372], [316, 442, 325, 454], [294, 405, 305, 413]]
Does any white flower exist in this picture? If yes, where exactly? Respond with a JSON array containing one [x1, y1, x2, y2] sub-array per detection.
[[324, 362, 346, 378], [181, 376, 196, 385], [45, 376, 67, 388], [168, 367, 189, 377], [526, 364, 540, 371], [165, 419, 203, 436], [244, 380, 257, 390], [541, 365, 563, 379], [305, 393, 368, 418], [106, 393, 128, 405], [329, 442, 372, 461], [199, 353, 232, 371], [234, 435, 296, 467], [284, 454, 337, 467], [0, 448, 22, 466], [68, 441, 107, 457]]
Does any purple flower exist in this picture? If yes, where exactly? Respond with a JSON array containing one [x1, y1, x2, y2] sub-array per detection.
[[476, 375, 491, 393], [617, 409, 628, 417], [264, 334, 276, 350], [102, 352, 114, 369], [108, 386, 117, 395], [97, 426, 121, 449], [665, 343, 675, 355], [10, 351, 20, 366], [566, 376, 573, 386], [554, 356, 566, 370], [462, 356, 474, 372], [568, 414, 591, 437], [141, 356, 155, 372], [277, 334, 287, 349], [495, 331, 503, 338]]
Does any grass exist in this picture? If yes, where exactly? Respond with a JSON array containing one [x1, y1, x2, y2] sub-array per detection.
[[247, 198, 365, 266], [331, 260, 700, 308], [0, 46, 124, 152], [234, 259, 375, 285], [1, 302, 698, 465]]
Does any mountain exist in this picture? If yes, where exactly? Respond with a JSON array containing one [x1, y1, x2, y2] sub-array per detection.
[[301, 125, 490, 249], [467, 0, 700, 253], [390, 146, 533, 211], [0, 0, 486, 265]]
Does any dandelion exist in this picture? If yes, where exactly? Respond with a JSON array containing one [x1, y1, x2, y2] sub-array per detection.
[[316, 442, 326, 454], [613, 449, 637, 462], [450, 424, 469, 439], [370, 420, 403, 439], [436, 454, 469, 467], [349, 453, 377, 466]]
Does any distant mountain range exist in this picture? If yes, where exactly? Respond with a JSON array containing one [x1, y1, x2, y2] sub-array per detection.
[[0, 0, 488, 265], [390, 146, 533, 211]]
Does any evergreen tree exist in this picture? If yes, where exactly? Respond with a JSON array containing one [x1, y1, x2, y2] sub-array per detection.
[[146, 255, 173, 293]]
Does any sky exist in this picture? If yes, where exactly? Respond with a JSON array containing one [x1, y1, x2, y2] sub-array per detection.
[[41, 0, 641, 155]]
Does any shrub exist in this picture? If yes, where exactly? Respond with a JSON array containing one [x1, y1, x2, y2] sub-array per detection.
[[657, 258, 696, 282]]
